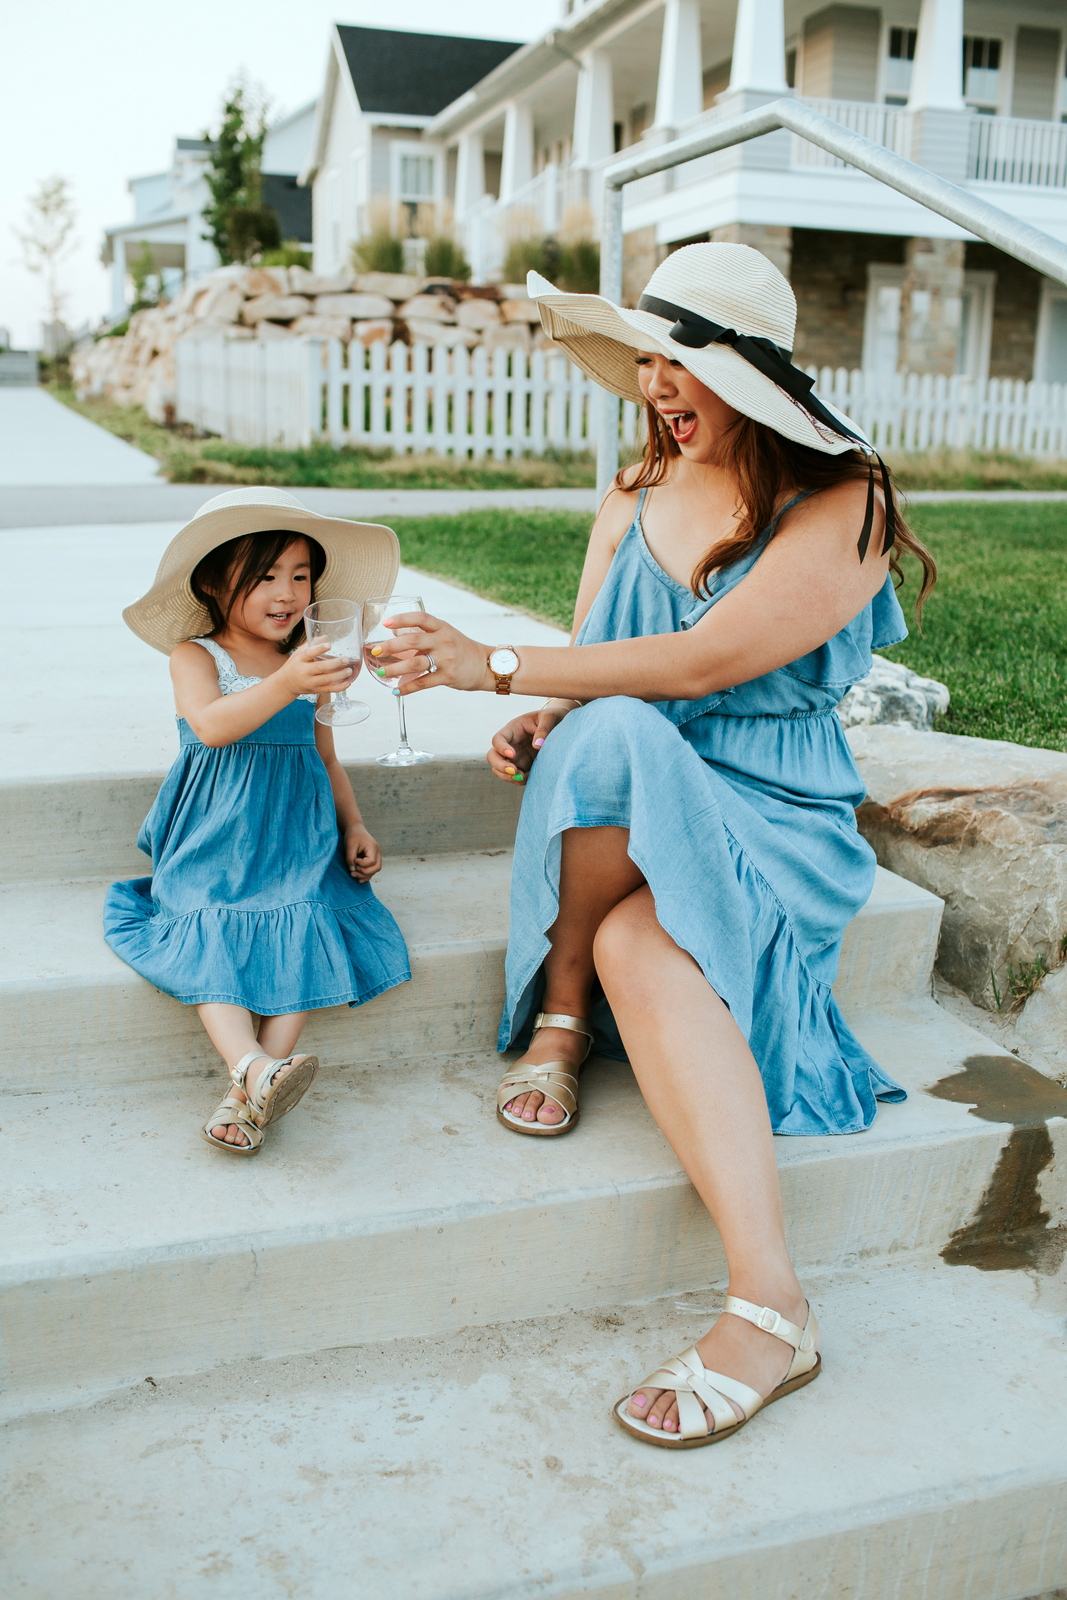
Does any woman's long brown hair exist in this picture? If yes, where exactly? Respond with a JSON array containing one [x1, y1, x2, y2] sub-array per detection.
[[618, 401, 936, 621]]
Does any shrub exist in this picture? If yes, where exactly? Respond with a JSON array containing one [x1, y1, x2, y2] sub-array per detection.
[[503, 235, 598, 291], [351, 230, 404, 274], [423, 235, 471, 281], [261, 240, 312, 269], [558, 238, 600, 293]]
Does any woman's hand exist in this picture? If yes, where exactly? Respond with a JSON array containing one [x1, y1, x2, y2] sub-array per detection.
[[344, 824, 382, 881], [368, 612, 489, 694], [281, 640, 356, 699], [487, 704, 573, 784]]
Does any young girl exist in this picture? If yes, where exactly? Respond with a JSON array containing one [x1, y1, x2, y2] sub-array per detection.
[[104, 487, 411, 1155]]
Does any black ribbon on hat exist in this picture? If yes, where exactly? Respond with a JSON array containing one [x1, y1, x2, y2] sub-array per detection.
[[638, 293, 895, 561]]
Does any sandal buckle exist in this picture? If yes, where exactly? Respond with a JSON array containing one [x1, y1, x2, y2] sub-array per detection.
[[758, 1307, 781, 1334]]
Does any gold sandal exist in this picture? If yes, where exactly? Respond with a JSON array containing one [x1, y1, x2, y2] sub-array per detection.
[[200, 1049, 319, 1156], [496, 1011, 593, 1137], [614, 1296, 821, 1448]]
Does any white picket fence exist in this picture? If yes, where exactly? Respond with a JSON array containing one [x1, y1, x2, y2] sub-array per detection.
[[175, 334, 641, 457], [174, 334, 1067, 458]]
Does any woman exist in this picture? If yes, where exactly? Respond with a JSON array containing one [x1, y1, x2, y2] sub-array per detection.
[[374, 243, 935, 1450]]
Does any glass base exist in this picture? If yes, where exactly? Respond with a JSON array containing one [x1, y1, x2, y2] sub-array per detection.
[[315, 700, 370, 727], [377, 747, 433, 766]]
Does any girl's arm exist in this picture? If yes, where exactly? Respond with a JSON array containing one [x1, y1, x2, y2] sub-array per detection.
[[171, 641, 355, 748], [313, 718, 382, 881], [382, 479, 890, 704]]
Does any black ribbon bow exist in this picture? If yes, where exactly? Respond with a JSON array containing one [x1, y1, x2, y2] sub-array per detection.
[[638, 293, 895, 562]]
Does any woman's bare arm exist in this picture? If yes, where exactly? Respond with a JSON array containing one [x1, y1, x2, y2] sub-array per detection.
[[384, 480, 890, 703]]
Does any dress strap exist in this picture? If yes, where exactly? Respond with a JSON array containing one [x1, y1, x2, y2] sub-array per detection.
[[767, 488, 817, 532], [190, 637, 253, 696]]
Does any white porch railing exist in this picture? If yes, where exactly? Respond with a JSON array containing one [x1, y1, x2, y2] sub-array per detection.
[[176, 335, 642, 458], [794, 99, 911, 168], [970, 114, 1067, 187], [175, 337, 1067, 458], [811, 367, 1067, 455]]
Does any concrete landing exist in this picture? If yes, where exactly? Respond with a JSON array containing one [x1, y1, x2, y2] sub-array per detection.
[[0, 389, 162, 486], [3, 1257, 1064, 1600]]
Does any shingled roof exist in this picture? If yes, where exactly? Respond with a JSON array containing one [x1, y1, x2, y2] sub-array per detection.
[[335, 25, 521, 117]]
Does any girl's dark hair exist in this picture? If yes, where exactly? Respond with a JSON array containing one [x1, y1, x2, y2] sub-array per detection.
[[190, 530, 327, 652], [618, 401, 937, 622]]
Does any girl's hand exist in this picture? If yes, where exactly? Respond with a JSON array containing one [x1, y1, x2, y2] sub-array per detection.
[[282, 640, 356, 699], [345, 824, 382, 881], [368, 612, 489, 694], [487, 704, 572, 784]]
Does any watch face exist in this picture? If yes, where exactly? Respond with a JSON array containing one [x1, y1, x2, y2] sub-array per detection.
[[490, 648, 519, 674]]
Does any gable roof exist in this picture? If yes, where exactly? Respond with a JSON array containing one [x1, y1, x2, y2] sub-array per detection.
[[335, 25, 521, 117]]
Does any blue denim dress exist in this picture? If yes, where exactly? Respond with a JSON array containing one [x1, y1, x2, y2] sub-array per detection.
[[103, 640, 411, 1016], [500, 489, 908, 1136]]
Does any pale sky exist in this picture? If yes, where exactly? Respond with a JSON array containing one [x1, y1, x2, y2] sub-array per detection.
[[1, 0, 561, 347]]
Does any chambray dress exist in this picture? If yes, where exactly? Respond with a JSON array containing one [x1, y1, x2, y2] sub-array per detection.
[[500, 488, 908, 1136], [103, 639, 411, 1015]]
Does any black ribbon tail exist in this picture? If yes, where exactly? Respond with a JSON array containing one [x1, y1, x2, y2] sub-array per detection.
[[857, 457, 875, 565], [878, 454, 896, 554]]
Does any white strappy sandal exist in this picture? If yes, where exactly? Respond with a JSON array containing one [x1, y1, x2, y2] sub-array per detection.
[[614, 1296, 821, 1448], [200, 1049, 319, 1156], [496, 1011, 594, 1137]]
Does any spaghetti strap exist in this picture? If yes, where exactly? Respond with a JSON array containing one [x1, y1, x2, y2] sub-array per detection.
[[768, 488, 817, 531]]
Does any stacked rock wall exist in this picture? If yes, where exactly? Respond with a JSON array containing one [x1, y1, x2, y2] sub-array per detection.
[[72, 264, 551, 423]]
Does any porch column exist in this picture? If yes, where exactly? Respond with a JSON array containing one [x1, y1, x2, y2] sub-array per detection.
[[499, 102, 534, 201], [728, 0, 788, 96], [654, 0, 703, 129], [573, 50, 615, 167], [906, 0, 969, 182], [454, 131, 484, 216], [908, 0, 965, 112]]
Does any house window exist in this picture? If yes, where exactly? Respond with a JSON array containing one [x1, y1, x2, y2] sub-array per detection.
[[963, 36, 1002, 113], [398, 154, 436, 201], [884, 27, 916, 105]]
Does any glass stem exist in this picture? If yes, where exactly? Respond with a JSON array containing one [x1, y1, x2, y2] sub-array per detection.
[[396, 690, 413, 753]]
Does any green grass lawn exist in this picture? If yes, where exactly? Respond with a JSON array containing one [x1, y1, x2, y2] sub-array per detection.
[[390, 501, 1067, 752]]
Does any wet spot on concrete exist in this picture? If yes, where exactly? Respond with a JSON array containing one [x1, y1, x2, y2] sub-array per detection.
[[928, 1055, 1067, 1273]]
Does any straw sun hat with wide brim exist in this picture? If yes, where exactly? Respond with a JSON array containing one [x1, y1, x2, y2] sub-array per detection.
[[528, 241, 871, 457], [123, 487, 400, 655]]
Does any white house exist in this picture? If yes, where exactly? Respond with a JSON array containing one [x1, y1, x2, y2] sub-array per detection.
[[414, 0, 1067, 383], [300, 25, 522, 276], [101, 104, 317, 321]]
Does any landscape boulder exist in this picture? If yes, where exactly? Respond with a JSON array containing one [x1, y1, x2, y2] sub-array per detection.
[[352, 319, 395, 347], [288, 266, 354, 295], [241, 294, 312, 325], [457, 298, 501, 330], [355, 272, 422, 301], [849, 724, 1067, 1013], [500, 298, 544, 325], [398, 294, 456, 323], [290, 315, 354, 342], [314, 293, 394, 319], [404, 319, 473, 347], [483, 323, 531, 354], [836, 655, 949, 731]]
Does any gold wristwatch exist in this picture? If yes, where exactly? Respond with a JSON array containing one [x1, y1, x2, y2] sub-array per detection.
[[488, 646, 519, 694]]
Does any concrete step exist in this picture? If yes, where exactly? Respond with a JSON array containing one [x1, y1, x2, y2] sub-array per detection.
[[0, 860, 940, 1096], [3, 997, 1060, 1410], [0, 757, 523, 883], [3, 1255, 1065, 1600]]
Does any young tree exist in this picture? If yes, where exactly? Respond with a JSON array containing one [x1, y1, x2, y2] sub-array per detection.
[[13, 176, 78, 331], [202, 81, 280, 264]]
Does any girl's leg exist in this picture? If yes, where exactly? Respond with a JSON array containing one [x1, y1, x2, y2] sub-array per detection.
[[197, 1003, 311, 1147], [594, 887, 811, 1435], [507, 826, 645, 1126]]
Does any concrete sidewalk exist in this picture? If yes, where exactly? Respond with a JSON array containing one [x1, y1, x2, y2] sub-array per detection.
[[3, 519, 568, 780], [0, 390, 162, 488], [2, 483, 601, 528]]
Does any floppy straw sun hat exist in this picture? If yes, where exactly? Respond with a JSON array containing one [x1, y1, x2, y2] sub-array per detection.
[[123, 487, 401, 655], [528, 241, 894, 558]]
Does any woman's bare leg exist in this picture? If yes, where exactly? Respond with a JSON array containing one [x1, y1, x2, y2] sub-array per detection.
[[506, 826, 644, 1126], [594, 888, 812, 1434], [197, 1002, 311, 1147]]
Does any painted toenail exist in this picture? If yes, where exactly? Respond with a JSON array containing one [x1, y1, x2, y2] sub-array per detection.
[[634, 1395, 647, 1407]]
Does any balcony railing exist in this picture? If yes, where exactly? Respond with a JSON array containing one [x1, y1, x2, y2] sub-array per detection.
[[970, 114, 1067, 186], [793, 98, 911, 168]]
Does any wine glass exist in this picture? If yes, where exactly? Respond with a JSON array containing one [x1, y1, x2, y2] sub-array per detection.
[[363, 593, 434, 766], [303, 600, 370, 727]]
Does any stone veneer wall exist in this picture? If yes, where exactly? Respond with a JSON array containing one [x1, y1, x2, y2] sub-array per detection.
[[899, 237, 966, 376], [965, 242, 1043, 382], [790, 230, 905, 370], [710, 223, 792, 283]]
